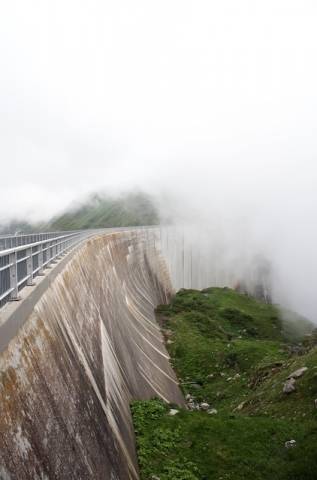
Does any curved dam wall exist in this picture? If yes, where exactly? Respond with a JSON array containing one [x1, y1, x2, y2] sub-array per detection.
[[0, 229, 184, 480]]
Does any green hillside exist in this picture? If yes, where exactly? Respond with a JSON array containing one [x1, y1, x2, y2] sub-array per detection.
[[48, 192, 159, 230], [131, 288, 317, 480]]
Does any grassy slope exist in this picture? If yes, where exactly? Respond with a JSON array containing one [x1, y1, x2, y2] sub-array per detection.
[[131, 288, 317, 480], [48, 192, 159, 230]]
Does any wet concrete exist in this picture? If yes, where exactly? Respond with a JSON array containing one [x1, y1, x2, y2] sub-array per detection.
[[0, 230, 184, 480]]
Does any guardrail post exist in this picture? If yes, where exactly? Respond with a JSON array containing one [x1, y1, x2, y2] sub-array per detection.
[[51, 241, 58, 264], [46, 242, 52, 268], [9, 252, 19, 301], [38, 244, 44, 275], [26, 247, 34, 286]]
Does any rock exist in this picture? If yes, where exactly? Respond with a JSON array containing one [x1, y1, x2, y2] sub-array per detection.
[[288, 345, 306, 356], [283, 378, 296, 394], [235, 401, 246, 411], [151, 476, 161, 480], [200, 402, 210, 411], [191, 383, 202, 389], [207, 374, 214, 379], [164, 329, 173, 338], [187, 402, 199, 411], [287, 367, 308, 379], [168, 409, 179, 416], [185, 394, 192, 401], [285, 440, 296, 449], [220, 372, 226, 377], [234, 373, 241, 380], [314, 399, 317, 409], [166, 339, 174, 345], [208, 408, 218, 415]]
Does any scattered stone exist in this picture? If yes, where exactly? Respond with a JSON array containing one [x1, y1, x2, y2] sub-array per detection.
[[151, 476, 161, 480], [314, 399, 317, 409], [191, 383, 202, 389], [200, 402, 210, 411], [235, 401, 246, 412], [164, 329, 173, 338], [185, 394, 192, 401], [168, 409, 179, 416], [234, 373, 241, 380], [207, 374, 214, 379], [187, 402, 199, 411], [220, 372, 226, 377], [227, 377, 232, 382], [285, 440, 296, 449], [288, 345, 306, 356], [166, 339, 174, 345], [287, 367, 308, 379], [208, 408, 218, 415], [283, 378, 296, 394]]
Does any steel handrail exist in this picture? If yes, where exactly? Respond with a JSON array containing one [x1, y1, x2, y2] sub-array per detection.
[[0, 231, 89, 307]]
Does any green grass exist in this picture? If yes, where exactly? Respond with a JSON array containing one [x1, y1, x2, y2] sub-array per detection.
[[131, 288, 317, 480]]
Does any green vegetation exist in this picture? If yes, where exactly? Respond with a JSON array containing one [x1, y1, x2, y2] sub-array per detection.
[[48, 192, 159, 230], [131, 288, 317, 479]]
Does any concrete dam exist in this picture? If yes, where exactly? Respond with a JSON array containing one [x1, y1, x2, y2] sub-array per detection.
[[0, 229, 185, 480]]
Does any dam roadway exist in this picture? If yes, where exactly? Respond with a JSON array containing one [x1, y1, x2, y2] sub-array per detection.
[[0, 228, 185, 480]]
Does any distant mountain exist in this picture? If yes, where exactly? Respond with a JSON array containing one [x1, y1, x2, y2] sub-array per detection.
[[48, 192, 160, 231]]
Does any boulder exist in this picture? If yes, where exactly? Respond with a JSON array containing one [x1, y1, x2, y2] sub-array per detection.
[[287, 367, 308, 379], [168, 409, 179, 416], [285, 440, 296, 449], [208, 408, 218, 415], [283, 378, 296, 394], [235, 401, 247, 412]]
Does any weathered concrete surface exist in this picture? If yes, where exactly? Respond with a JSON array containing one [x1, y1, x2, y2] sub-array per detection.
[[0, 229, 184, 480]]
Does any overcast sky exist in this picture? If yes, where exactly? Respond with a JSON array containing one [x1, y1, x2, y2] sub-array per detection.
[[1, 1, 317, 318], [1, 0, 316, 219]]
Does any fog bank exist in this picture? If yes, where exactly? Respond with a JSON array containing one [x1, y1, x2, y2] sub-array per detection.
[[1, 1, 317, 320]]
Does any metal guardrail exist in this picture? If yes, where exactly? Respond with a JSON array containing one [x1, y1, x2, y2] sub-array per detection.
[[0, 231, 88, 308], [0, 231, 79, 251]]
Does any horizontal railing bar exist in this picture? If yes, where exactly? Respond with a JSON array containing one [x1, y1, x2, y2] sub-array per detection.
[[17, 275, 31, 287], [16, 255, 31, 264], [0, 288, 14, 302], [0, 263, 12, 273]]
